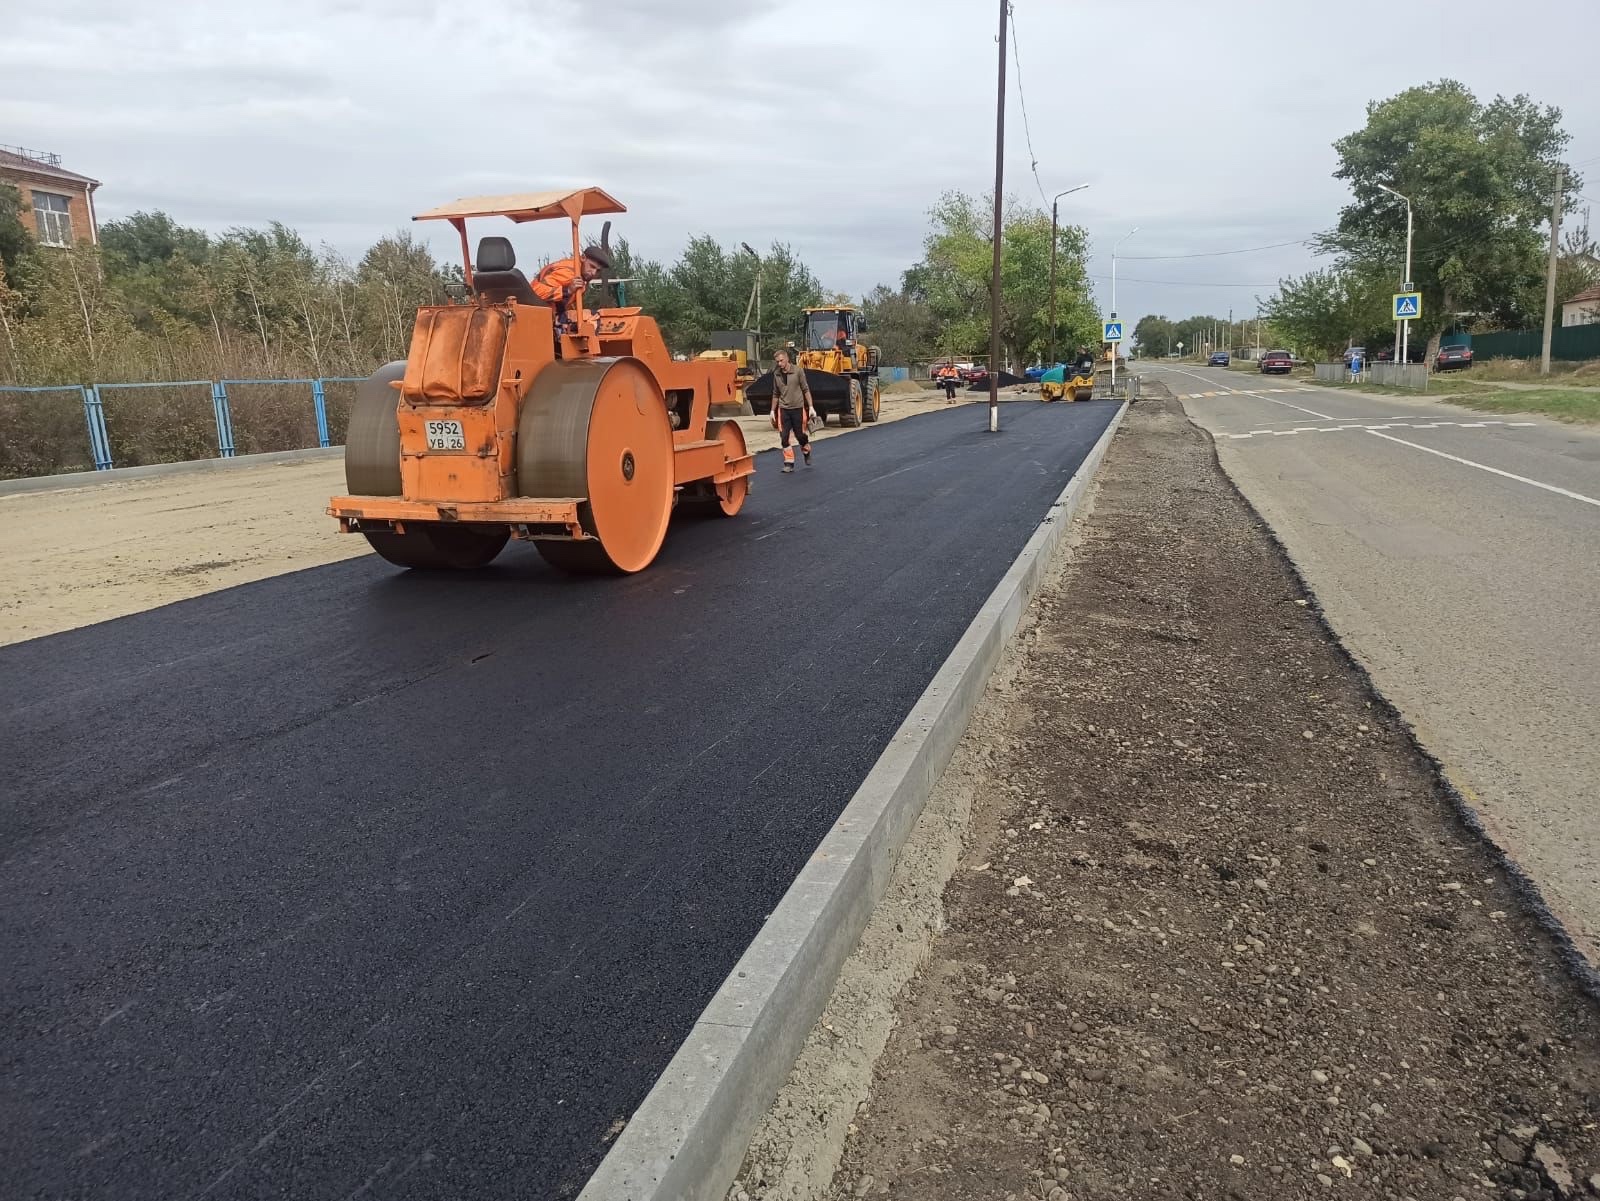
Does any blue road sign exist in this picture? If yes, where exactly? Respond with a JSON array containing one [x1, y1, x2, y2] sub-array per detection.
[[1103, 320, 1123, 342], [1393, 292, 1421, 321]]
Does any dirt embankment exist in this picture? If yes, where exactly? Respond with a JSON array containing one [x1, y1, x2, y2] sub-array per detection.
[[811, 396, 1600, 1201]]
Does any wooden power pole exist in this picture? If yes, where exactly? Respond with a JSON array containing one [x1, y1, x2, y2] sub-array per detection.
[[987, 0, 1008, 433]]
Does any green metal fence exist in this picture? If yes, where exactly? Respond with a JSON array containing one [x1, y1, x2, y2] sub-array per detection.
[[1470, 323, 1600, 362]]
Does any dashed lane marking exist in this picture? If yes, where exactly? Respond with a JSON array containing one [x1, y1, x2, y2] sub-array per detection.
[[1180, 388, 1320, 398], [1219, 420, 1538, 441]]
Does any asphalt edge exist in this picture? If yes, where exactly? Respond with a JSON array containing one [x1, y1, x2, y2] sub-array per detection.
[[0, 445, 343, 497], [577, 400, 1130, 1201], [1182, 393, 1600, 1003]]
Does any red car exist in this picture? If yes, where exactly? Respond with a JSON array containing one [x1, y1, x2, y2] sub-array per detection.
[[1259, 350, 1294, 375]]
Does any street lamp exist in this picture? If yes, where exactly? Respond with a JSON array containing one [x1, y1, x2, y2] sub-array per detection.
[[1376, 183, 1414, 365], [1110, 226, 1139, 389], [1048, 183, 1090, 367], [739, 242, 761, 335]]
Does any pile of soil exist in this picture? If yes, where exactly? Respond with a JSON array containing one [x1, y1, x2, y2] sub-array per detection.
[[825, 396, 1600, 1201]]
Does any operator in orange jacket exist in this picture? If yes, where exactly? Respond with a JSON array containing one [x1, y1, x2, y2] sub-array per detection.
[[531, 244, 611, 308]]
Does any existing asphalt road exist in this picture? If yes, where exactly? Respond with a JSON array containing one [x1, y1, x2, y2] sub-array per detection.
[[1143, 361, 1600, 965], [0, 399, 1117, 1201]]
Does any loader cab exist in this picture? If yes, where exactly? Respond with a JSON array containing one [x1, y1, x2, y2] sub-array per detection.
[[803, 308, 856, 354]]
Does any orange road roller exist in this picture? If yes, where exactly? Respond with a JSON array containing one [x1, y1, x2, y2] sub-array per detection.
[[328, 187, 754, 573]]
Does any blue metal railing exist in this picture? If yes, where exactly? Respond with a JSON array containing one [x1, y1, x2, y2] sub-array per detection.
[[0, 384, 114, 471], [1, 375, 370, 474]]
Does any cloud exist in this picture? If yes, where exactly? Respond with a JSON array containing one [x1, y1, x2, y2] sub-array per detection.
[[1, 0, 1595, 324]]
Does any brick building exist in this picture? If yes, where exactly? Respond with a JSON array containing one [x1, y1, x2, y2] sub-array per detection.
[[0, 145, 101, 247]]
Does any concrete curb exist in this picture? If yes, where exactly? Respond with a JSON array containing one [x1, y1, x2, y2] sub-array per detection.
[[0, 445, 342, 498], [578, 400, 1130, 1201]]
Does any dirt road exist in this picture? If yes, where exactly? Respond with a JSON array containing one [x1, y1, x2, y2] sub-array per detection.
[[0, 390, 954, 647], [741, 396, 1600, 1201]]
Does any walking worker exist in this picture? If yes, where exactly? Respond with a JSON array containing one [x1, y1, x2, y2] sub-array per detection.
[[770, 348, 815, 472], [939, 364, 959, 402]]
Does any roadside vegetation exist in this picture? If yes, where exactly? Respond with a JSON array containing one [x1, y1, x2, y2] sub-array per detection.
[[0, 184, 1097, 477], [1133, 81, 1596, 379]]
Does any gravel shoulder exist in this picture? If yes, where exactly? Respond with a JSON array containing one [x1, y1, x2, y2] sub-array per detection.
[[754, 394, 1600, 1201], [0, 390, 954, 647]]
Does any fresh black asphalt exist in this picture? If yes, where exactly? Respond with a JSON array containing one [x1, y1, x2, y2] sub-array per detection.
[[0, 399, 1118, 1201]]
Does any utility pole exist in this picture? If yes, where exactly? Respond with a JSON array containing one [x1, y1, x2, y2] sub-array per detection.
[[1542, 165, 1564, 376], [986, 0, 1008, 433], [1377, 184, 1413, 364], [1110, 227, 1138, 391], [1048, 184, 1089, 367]]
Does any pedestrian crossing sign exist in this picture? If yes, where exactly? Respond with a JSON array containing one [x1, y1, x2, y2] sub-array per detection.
[[1393, 292, 1421, 320], [1103, 320, 1123, 342]]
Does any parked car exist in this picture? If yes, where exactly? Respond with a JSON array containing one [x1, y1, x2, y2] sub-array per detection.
[[1025, 362, 1064, 382], [1260, 350, 1294, 375], [1435, 344, 1473, 371], [1341, 346, 1366, 367], [1209, 351, 1230, 367]]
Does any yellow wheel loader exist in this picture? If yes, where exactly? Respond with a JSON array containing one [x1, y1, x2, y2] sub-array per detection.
[[746, 306, 882, 427]]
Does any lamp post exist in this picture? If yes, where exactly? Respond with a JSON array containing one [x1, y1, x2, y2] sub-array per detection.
[[739, 242, 761, 337], [1048, 183, 1090, 367], [1110, 226, 1139, 390], [1377, 184, 1414, 365]]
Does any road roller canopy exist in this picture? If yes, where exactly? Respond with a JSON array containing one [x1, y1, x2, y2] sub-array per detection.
[[412, 188, 627, 225]]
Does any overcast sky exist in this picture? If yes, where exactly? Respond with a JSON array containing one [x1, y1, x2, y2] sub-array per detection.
[[4, 0, 1597, 329]]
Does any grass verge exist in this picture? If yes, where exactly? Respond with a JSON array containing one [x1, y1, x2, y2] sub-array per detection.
[[1450, 387, 1600, 423]]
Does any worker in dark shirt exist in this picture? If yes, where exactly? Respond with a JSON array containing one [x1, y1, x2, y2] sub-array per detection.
[[770, 349, 816, 472]]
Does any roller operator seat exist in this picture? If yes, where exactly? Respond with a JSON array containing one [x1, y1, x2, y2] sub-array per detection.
[[471, 236, 543, 307]]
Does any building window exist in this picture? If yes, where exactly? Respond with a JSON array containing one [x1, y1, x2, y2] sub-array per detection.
[[32, 191, 72, 246]]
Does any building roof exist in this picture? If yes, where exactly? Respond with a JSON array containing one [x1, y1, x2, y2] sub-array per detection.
[[0, 145, 100, 188], [1566, 284, 1600, 305]]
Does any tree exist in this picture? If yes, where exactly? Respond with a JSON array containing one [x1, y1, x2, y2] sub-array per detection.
[[101, 211, 217, 336], [1263, 266, 1393, 360], [610, 236, 824, 356], [0, 184, 32, 282], [913, 190, 1098, 368], [860, 281, 939, 365], [1319, 80, 1582, 361], [1133, 315, 1175, 356], [356, 231, 446, 364]]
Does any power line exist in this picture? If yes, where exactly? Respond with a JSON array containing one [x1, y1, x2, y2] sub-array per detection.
[[1088, 272, 1276, 288], [1114, 236, 1323, 260], [1006, 2, 1049, 209]]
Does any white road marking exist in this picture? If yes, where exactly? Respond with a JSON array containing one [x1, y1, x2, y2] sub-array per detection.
[[1160, 365, 1333, 419], [1216, 420, 1547, 442], [1365, 431, 1600, 509]]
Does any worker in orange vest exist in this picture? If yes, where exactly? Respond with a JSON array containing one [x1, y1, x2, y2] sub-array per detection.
[[531, 244, 611, 308]]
